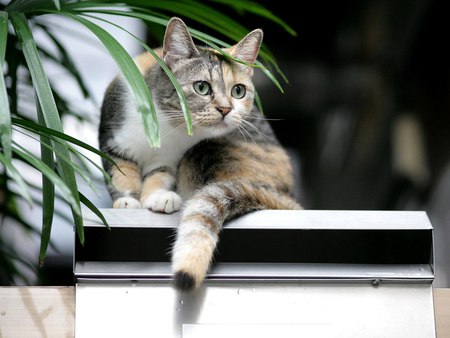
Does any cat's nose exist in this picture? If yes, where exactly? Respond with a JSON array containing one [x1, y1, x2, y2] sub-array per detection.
[[216, 106, 231, 116]]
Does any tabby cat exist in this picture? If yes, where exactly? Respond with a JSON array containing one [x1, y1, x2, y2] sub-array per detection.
[[99, 17, 301, 291]]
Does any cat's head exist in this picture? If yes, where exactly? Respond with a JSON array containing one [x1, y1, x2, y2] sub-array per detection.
[[155, 17, 263, 137]]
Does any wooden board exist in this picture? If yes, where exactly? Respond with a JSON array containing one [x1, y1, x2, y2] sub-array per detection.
[[0, 287, 74, 338], [435, 288, 450, 338]]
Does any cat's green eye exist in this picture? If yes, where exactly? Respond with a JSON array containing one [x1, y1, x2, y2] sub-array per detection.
[[193, 81, 211, 95], [231, 84, 246, 99]]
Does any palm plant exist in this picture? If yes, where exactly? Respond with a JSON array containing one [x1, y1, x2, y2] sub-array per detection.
[[0, 0, 294, 284]]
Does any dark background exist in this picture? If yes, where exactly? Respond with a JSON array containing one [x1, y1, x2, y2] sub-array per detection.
[[250, 0, 449, 211], [248, 0, 450, 286]]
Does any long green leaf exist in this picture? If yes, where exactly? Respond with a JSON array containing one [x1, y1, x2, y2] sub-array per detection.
[[84, 0, 252, 41], [254, 90, 263, 115], [5, 0, 56, 12], [60, 1, 127, 11], [0, 152, 33, 205], [79, 191, 110, 230], [68, 144, 112, 186], [52, 0, 61, 11], [12, 119, 114, 186], [36, 97, 55, 267], [12, 145, 80, 215], [61, 12, 160, 147], [0, 11, 7, 62], [67, 7, 255, 66], [256, 60, 284, 94], [13, 131, 97, 194], [0, 11, 12, 161], [9, 12, 84, 244], [145, 1, 247, 41], [11, 117, 116, 165], [210, 0, 297, 36]]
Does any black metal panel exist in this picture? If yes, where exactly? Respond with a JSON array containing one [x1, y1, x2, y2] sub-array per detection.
[[75, 227, 174, 262], [75, 226, 432, 265]]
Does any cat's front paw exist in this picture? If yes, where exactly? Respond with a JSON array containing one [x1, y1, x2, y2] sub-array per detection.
[[142, 190, 182, 214], [113, 197, 142, 209]]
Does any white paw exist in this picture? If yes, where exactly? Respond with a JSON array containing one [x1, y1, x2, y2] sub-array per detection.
[[113, 197, 142, 209], [143, 190, 182, 214]]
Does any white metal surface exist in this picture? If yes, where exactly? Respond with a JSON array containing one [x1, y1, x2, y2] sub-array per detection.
[[82, 208, 433, 230], [75, 282, 435, 338], [75, 209, 436, 337], [75, 262, 434, 282]]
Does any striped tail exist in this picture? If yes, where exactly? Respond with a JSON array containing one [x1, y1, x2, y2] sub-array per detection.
[[172, 180, 300, 291]]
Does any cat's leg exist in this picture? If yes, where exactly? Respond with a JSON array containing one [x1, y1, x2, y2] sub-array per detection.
[[140, 167, 182, 214], [107, 159, 143, 208]]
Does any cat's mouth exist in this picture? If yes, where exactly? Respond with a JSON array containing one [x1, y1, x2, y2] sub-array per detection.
[[200, 120, 231, 130], [195, 112, 238, 129], [193, 115, 240, 136]]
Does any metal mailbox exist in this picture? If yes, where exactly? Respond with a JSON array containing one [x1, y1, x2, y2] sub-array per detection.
[[75, 209, 436, 338]]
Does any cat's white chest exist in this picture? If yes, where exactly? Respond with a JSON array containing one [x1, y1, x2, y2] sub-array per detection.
[[113, 107, 207, 175]]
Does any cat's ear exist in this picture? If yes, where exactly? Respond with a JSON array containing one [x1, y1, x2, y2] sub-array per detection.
[[163, 17, 199, 67], [227, 29, 263, 65]]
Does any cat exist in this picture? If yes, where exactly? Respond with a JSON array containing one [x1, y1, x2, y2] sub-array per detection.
[[99, 17, 301, 291]]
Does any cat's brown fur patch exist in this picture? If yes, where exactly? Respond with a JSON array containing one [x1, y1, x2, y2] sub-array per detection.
[[110, 160, 142, 194], [133, 48, 163, 74], [222, 62, 252, 84], [214, 142, 294, 189], [182, 213, 221, 234], [140, 171, 175, 203], [241, 182, 300, 210]]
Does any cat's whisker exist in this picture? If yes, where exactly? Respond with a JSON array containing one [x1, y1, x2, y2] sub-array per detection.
[[160, 110, 183, 113], [239, 123, 257, 144], [246, 116, 284, 121], [237, 125, 249, 143], [162, 123, 187, 139], [162, 119, 201, 139], [160, 118, 184, 124], [161, 113, 183, 118], [159, 111, 185, 119], [161, 114, 185, 119], [241, 119, 270, 144], [161, 118, 186, 125], [159, 111, 194, 122], [160, 114, 180, 118]]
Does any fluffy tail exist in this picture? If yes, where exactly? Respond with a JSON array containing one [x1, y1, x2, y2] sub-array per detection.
[[172, 180, 300, 291]]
